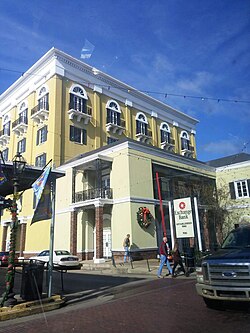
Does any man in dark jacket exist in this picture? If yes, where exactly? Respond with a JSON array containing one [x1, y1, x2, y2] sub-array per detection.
[[157, 236, 173, 278]]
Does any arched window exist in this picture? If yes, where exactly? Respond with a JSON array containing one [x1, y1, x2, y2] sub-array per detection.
[[106, 100, 121, 125], [69, 84, 88, 113], [38, 85, 49, 111], [136, 112, 148, 135], [181, 131, 190, 150], [3, 115, 10, 136], [160, 122, 170, 143], [19, 101, 28, 124]]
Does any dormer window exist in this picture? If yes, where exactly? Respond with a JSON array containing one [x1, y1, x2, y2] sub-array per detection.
[[106, 100, 121, 126], [136, 113, 148, 135]]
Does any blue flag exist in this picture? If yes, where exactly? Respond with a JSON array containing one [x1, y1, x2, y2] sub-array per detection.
[[31, 165, 52, 224]]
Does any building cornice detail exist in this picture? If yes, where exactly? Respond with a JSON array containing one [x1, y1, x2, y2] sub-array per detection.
[[1, 47, 198, 131], [216, 160, 250, 172]]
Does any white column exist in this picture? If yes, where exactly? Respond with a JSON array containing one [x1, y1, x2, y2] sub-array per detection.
[[194, 197, 202, 252], [168, 201, 175, 249]]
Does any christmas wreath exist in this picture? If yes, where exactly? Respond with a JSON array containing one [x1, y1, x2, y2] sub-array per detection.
[[137, 207, 153, 228]]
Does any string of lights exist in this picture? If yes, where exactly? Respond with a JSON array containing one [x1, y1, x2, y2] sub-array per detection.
[[0, 66, 249, 104]]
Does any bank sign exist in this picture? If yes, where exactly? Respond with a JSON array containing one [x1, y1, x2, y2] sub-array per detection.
[[173, 197, 194, 238]]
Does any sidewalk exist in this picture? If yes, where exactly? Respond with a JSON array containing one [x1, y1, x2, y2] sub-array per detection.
[[80, 258, 196, 279], [0, 259, 196, 321]]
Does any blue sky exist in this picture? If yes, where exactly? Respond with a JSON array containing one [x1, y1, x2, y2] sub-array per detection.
[[0, 0, 249, 162]]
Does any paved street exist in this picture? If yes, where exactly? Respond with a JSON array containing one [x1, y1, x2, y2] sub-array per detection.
[[0, 266, 249, 333]]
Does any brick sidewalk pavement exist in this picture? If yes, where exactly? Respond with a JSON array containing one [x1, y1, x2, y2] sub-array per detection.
[[1, 277, 249, 333]]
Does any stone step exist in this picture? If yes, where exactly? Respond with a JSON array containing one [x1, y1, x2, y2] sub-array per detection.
[[80, 261, 113, 271]]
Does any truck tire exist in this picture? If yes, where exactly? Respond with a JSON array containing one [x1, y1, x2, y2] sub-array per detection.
[[203, 297, 224, 310]]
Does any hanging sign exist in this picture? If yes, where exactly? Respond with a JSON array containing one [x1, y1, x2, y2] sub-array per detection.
[[173, 197, 194, 238]]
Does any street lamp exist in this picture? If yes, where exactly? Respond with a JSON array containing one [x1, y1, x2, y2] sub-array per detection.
[[1, 152, 26, 307]]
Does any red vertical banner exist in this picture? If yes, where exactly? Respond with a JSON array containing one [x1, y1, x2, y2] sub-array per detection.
[[156, 172, 167, 237]]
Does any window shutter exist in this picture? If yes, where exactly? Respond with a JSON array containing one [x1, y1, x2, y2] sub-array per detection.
[[36, 130, 39, 145], [107, 109, 111, 123], [45, 125, 48, 142], [136, 120, 140, 134], [69, 93, 74, 109], [69, 125, 74, 141], [229, 182, 236, 199], [247, 179, 250, 194], [117, 112, 121, 126], [83, 129, 87, 145]]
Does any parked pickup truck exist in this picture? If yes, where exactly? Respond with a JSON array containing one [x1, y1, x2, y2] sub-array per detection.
[[196, 224, 250, 309]]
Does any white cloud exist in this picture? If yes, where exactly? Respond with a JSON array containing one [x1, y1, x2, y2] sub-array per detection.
[[176, 71, 214, 94], [202, 139, 243, 156], [152, 54, 175, 73]]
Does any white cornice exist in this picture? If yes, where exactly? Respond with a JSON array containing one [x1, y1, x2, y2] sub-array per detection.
[[0, 48, 198, 131], [58, 153, 113, 170], [216, 160, 250, 172], [59, 139, 215, 177]]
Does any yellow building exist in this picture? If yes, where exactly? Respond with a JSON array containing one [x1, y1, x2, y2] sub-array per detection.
[[0, 48, 217, 260], [55, 139, 217, 262], [207, 153, 250, 239]]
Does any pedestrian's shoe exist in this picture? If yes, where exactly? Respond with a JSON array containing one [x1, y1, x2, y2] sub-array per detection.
[[185, 271, 189, 277], [157, 275, 163, 278], [172, 274, 177, 278]]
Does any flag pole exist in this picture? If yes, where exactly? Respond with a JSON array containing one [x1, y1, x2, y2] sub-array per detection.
[[48, 178, 56, 298]]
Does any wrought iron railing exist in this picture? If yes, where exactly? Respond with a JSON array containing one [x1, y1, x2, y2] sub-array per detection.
[[74, 187, 113, 203], [161, 138, 175, 145], [12, 116, 28, 128], [0, 128, 10, 137], [31, 102, 49, 116], [68, 102, 92, 116]]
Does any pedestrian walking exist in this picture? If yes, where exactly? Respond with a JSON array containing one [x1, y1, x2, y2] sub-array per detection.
[[172, 240, 188, 277], [157, 236, 173, 278], [123, 234, 131, 263]]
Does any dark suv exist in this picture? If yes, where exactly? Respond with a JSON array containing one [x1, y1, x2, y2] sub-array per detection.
[[196, 225, 250, 309]]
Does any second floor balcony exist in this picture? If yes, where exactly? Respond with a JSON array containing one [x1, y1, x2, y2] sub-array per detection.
[[161, 138, 175, 152], [12, 116, 28, 136], [181, 145, 195, 158], [0, 129, 10, 145], [136, 129, 152, 144], [73, 187, 113, 203], [106, 119, 126, 135], [31, 103, 49, 124], [68, 102, 92, 124]]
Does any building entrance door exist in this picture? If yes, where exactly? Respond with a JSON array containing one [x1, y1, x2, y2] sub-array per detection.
[[103, 228, 112, 258]]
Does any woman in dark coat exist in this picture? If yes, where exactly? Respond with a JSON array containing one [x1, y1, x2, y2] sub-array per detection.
[[172, 241, 189, 277]]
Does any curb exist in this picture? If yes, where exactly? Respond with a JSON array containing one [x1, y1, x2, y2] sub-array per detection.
[[0, 295, 65, 321]]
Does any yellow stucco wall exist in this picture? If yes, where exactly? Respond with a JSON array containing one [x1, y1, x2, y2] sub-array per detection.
[[0, 66, 199, 256], [216, 163, 250, 231]]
